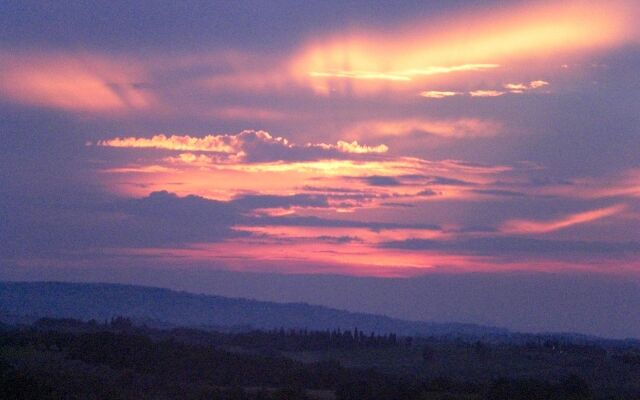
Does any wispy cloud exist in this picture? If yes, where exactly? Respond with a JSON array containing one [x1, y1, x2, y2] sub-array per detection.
[[501, 204, 626, 234], [345, 118, 502, 138], [309, 64, 499, 82], [0, 51, 151, 112]]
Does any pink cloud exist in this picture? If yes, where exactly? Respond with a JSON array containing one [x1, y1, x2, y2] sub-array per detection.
[[0, 51, 151, 112], [345, 118, 503, 138], [502, 204, 626, 234]]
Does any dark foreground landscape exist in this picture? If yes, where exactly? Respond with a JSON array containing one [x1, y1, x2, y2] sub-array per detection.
[[1, 282, 639, 399]]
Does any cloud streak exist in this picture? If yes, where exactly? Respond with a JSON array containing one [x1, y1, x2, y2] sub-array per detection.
[[97, 130, 388, 163], [308, 63, 499, 81], [501, 204, 626, 234], [345, 118, 502, 138], [421, 80, 550, 99]]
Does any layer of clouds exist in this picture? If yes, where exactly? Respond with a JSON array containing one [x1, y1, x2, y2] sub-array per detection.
[[1, 191, 239, 257], [1, 0, 639, 284], [0, 189, 442, 259], [97, 130, 388, 163]]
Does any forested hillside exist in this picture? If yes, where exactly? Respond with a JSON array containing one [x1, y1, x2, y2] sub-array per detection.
[[1, 318, 639, 399]]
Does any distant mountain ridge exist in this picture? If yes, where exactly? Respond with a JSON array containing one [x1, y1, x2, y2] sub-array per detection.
[[0, 281, 507, 337]]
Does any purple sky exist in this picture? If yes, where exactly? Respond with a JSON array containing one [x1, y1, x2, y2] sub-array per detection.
[[1, 0, 639, 337]]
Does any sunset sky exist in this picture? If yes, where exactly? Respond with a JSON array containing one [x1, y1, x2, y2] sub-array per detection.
[[2, 0, 640, 280]]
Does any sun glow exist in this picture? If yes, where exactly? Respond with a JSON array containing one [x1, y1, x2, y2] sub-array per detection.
[[290, 0, 633, 95]]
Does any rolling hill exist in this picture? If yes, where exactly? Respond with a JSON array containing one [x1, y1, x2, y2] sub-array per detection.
[[0, 281, 506, 336]]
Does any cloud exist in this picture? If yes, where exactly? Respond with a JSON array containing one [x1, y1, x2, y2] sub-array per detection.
[[427, 176, 475, 186], [232, 193, 330, 210], [381, 202, 415, 208], [472, 189, 526, 197], [246, 214, 441, 231], [331, 140, 389, 154], [99, 133, 241, 153], [529, 80, 550, 89], [346, 118, 502, 138], [422, 80, 550, 99], [97, 130, 388, 163], [362, 175, 402, 187], [417, 189, 440, 197], [207, 106, 288, 121], [380, 236, 640, 257], [469, 90, 506, 97], [501, 204, 626, 234], [95, 134, 519, 204], [504, 80, 549, 93], [2, 188, 439, 260], [0, 51, 151, 112], [291, 1, 634, 96], [308, 64, 499, 81], [419, 91, 462, 99], [1, 190, 242, 257]]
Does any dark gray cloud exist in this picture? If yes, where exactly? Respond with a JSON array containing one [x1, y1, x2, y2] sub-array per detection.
[[472, 189, 526, 197], [316, 235, 362, 244], [0, 190, 240, 257], [362, 175, 402, 186], [370, 174, 475, 187], [244, 214, 441, 231], [427, 176, 475, 186], [0, 189, 443, 259], [301, 185, 365, 194], [381, 202, 415, 208], [232, 193, 329, 210], [416, 189, 440, 196]]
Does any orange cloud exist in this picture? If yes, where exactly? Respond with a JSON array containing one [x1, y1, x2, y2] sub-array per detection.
[[469, 90, 506, 97], [96, 129, 513, 202], [502, 204, 626, 234], [422, 80, 550, 99], [98, 133, 242, 153], [529, 80, 550, 89], [97, 130, 388, 160], [290, 0, 634, 95], [419, 91, 462, 99], [99, 153, 511, 205], [308, 64, 499, 81], [504, 80, 549, 93], [0, 51, 151, 112], [326, 140, 388, 154]]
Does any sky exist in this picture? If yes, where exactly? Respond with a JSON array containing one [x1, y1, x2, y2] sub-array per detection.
[[1, 0, 640, 327]]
